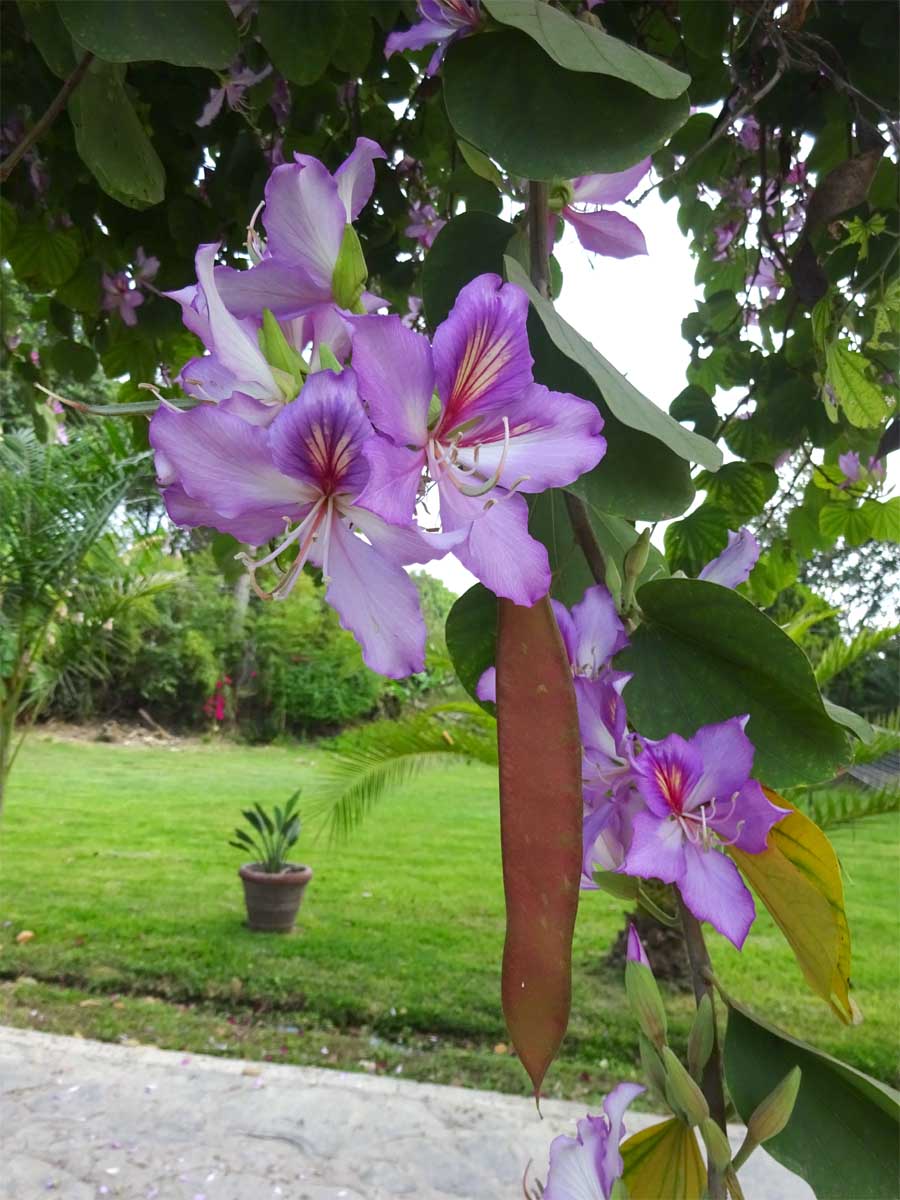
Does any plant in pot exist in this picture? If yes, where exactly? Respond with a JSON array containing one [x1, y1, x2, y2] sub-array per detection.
[[229, 792, 312, 932]]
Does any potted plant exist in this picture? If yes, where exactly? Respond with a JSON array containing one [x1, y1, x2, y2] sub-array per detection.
[[229, 792, 312, 932]]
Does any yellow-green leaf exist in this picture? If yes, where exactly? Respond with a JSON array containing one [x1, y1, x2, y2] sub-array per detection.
[[824, 342, 891, 428], [622, 1117, 707, 1200], [729, 790, 858, 1024]]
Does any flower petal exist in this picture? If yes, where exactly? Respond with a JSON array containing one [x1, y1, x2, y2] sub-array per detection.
[[684, 716, 754, 814], [679, 844, 756, 949], [346, 504, 462, 564], [600, 1082, 646, 1194], [334, 137, 386, 221], [569, 585, 629, 676], [261, 157, 345, 284], [543, 1117, 608, 1200], [150, 405, 311, 519], [475, 665, 496, 702], [385, 17, 457, 58], [318, 515, 427, 678], [714, 779, 789, 854], [453, 382, 606, 493], [214, 256, 332, 321], [162, 483, 286, 544], [351, 314, 432, 447], [268, 369, 371, 498], [698, 528, 761, 589], [564, 207, 648, 259], [437, 481, 550, 606], [632, 732, 706, 818], [433, 274, 533, 434], [355, 437, 425, 526], [570, 159, 650, 205], [621, 809, 686, 885]]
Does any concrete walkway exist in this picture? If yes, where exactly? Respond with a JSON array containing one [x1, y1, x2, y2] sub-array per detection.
[[1, 1026, 811, 1199]]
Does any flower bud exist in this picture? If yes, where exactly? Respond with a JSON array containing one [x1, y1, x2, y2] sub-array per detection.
[[331, 224, 368, 311], [687, 992, 715, 1080], [662, 1047, 709, 1126], [747, 1067, 802, 1145], [626, 922, 650, 967], [638, 1033, 668, 1102], [625, 959, 667, 1050], [623, 528, 651, 585], [700, 1117, 732, 1172]]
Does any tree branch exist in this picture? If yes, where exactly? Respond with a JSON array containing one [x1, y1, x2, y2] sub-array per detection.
[[0, 51, 94, 185], [678, 894, 728, 1200]]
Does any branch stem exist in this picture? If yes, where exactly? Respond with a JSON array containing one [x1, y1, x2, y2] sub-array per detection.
[[0, 52, 94, 184], [678, 894, 728, 1200]]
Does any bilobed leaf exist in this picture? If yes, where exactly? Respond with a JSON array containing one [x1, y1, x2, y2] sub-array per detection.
[[7, 225, 81, 289], [616, 579, 849, 787], [861, 495, 900, 541], [621, 1117, 707, 1200], [68, 61, 165, 209], [444, 30, 690, 181], [58, 1, 239, 68], [258, 0, 344, 86], [497, 595, 582, 1095], [824, 342, 892, 428], [664, 504, 730, 576], [422, 212, 514, 328], [696, 461, 778, 522], [724, 1000, 900, 1199], [729, 792, 857, 1023], [506, 258, 722, 472], [818, 501, 875, 547], [482, 0, 689, 99]]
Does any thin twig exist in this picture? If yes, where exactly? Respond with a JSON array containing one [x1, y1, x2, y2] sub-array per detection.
[[0, 51, 94, 184]]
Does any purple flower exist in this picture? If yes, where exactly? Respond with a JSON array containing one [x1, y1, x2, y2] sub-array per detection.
[[150, 369, 456, 677], [543, 1082, 644, 1200], [626, 923, 650, 967], [746, 257, 782, 301], [737, 116, 760, 151], [581, 668, 641, 879], [838, 451, 885, 487], [269, 77, 291, 126], [197, 60, 272, 126], [622, 718, 788, 948], [215, 138, 386, 321], [405, 201, 446, 249], [350, 274, 606, 605], [553, 160, 650, 259], [135, 247, 160, 284], [712, 221, 739, 260], [698, 528, 760, 589], [385, 0, 482, 76], [102, 272, 144, 326], [839, 451, 862, 484]]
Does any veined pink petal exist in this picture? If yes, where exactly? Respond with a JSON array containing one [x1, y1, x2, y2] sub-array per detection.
[[698, 528, 761, 589], [433, 274, 532, 434], [631, 732, 706, 818], [268, 370, 371, 498], [164, 283, 210, 343], [564, 207, 648, 259], [215, 257, 333, 321], [570, 158, 650, 205], [162, 483, 287, 544], [262, 157, 345, 284], [679, 843, 756, 949], [713, 779, 788, 855], [355, 437, 425, 526], [684, 716, 754, 814], [351, 314, 432, 448], [334, 137, 386, 222], [621, 808, 686, 884], [568, 586, 629, 676], [385, 17, 458, 59]]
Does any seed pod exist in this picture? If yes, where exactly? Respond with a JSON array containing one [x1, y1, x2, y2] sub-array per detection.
[[747, 1066, 802, 1145], [497, 595, 582, 1097], [663, 1047, 710, 1127]]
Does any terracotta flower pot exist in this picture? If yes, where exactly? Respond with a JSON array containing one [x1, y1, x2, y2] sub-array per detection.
[[238, 862, 313, 932]]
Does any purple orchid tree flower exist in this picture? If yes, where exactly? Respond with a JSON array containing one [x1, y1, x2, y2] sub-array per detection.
[[214, 138, 386, 321], [551, 159, 650, 260], [838, 450, 886, 487], [698, 528, 761, 589], [746, 257, 782, 302], [197, 60, 272, 127], [385, 0, 482, 76], [712, 220, 740, 260], [350, 274, 606, 605], [134, 247, 160, 285], [405, 200, 446, 249], [626, 922, 650, 966], [102, 272, 144, 326], [542, 1082, 644, 1200], [622, 717, 789, 948], [150, 369, 457, 678]]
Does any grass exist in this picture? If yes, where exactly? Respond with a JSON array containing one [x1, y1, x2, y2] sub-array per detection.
[[0, 734, 897, 1101]]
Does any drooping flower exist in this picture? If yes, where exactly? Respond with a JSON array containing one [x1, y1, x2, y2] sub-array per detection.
[[622, 717, 788, 948], [197, 60, 272, 126], [550, 159, 650, 260], [698, 528, 760, 589], [215, 138, 386, 321], [150, 369, 457, 677], [102, 272, 144, 326], [405, 200, 446, 249], [542, 1082, 644, 1200], [385, 0, 482, 76], [351, 275, 606, 605]]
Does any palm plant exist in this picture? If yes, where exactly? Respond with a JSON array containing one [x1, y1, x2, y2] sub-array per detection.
[[229, 792, 303, 873], [0, 427, 147, 814]]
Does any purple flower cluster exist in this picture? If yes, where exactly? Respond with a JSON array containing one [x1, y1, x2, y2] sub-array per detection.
[[101, 248, 159, 327], [479, 529, 782, 949], [150, 142, 607, 679], [385, 0, 482, 76]]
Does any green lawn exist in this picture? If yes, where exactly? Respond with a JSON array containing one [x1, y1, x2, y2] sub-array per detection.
[[1, 734, 897, 1100]]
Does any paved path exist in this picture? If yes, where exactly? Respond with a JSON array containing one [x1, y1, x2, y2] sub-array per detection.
[[1, 1026, 811, 1199]]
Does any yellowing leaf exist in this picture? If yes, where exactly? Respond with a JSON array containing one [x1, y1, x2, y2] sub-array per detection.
[[622, 1116, 707, 1200], [824, 342, 891, 428], [730, 790, 859, 1024]]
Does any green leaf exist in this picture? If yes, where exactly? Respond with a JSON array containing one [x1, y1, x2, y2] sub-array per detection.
[[258, 0, 345, 86], [696, 461, 778, 522], [49, 339, 97, 382], [67, 62, 165, 209], [824, 342, 892, 428], [621, 1117, 707, 1200], [669, 385, 719, 439], [444, 30, 690, 181], [822, 699, 874, 745], [861, 495, 900, 541], [616, 579, 849, 787], [724, 1000, 900, 1199], [101, 329, 159, 383], [54, 259, 102, 315], [447, 164, 502, 215], [7, 225, 81, 289], [211, 532, 248, 585], [58, 1, 239, 68], [663, 504, 730, 576], [457, 141, 505, 190], [445, 584, 497, 712], [818, 501, 875, 547], [17, 0, 78, 76], [679, 0, 731, 60], [0, 198, 18, 255], [422, 212, 514, 329], [505, 257, 721, 471], [482, 0, 690, 99], [330, 1, 373, 75]]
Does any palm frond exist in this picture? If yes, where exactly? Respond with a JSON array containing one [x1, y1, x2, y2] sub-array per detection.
[[302, 707, 497, 842], [850, 710, 900, 767], [814, 624, 900, 688], [798, 785, 899, 831]]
